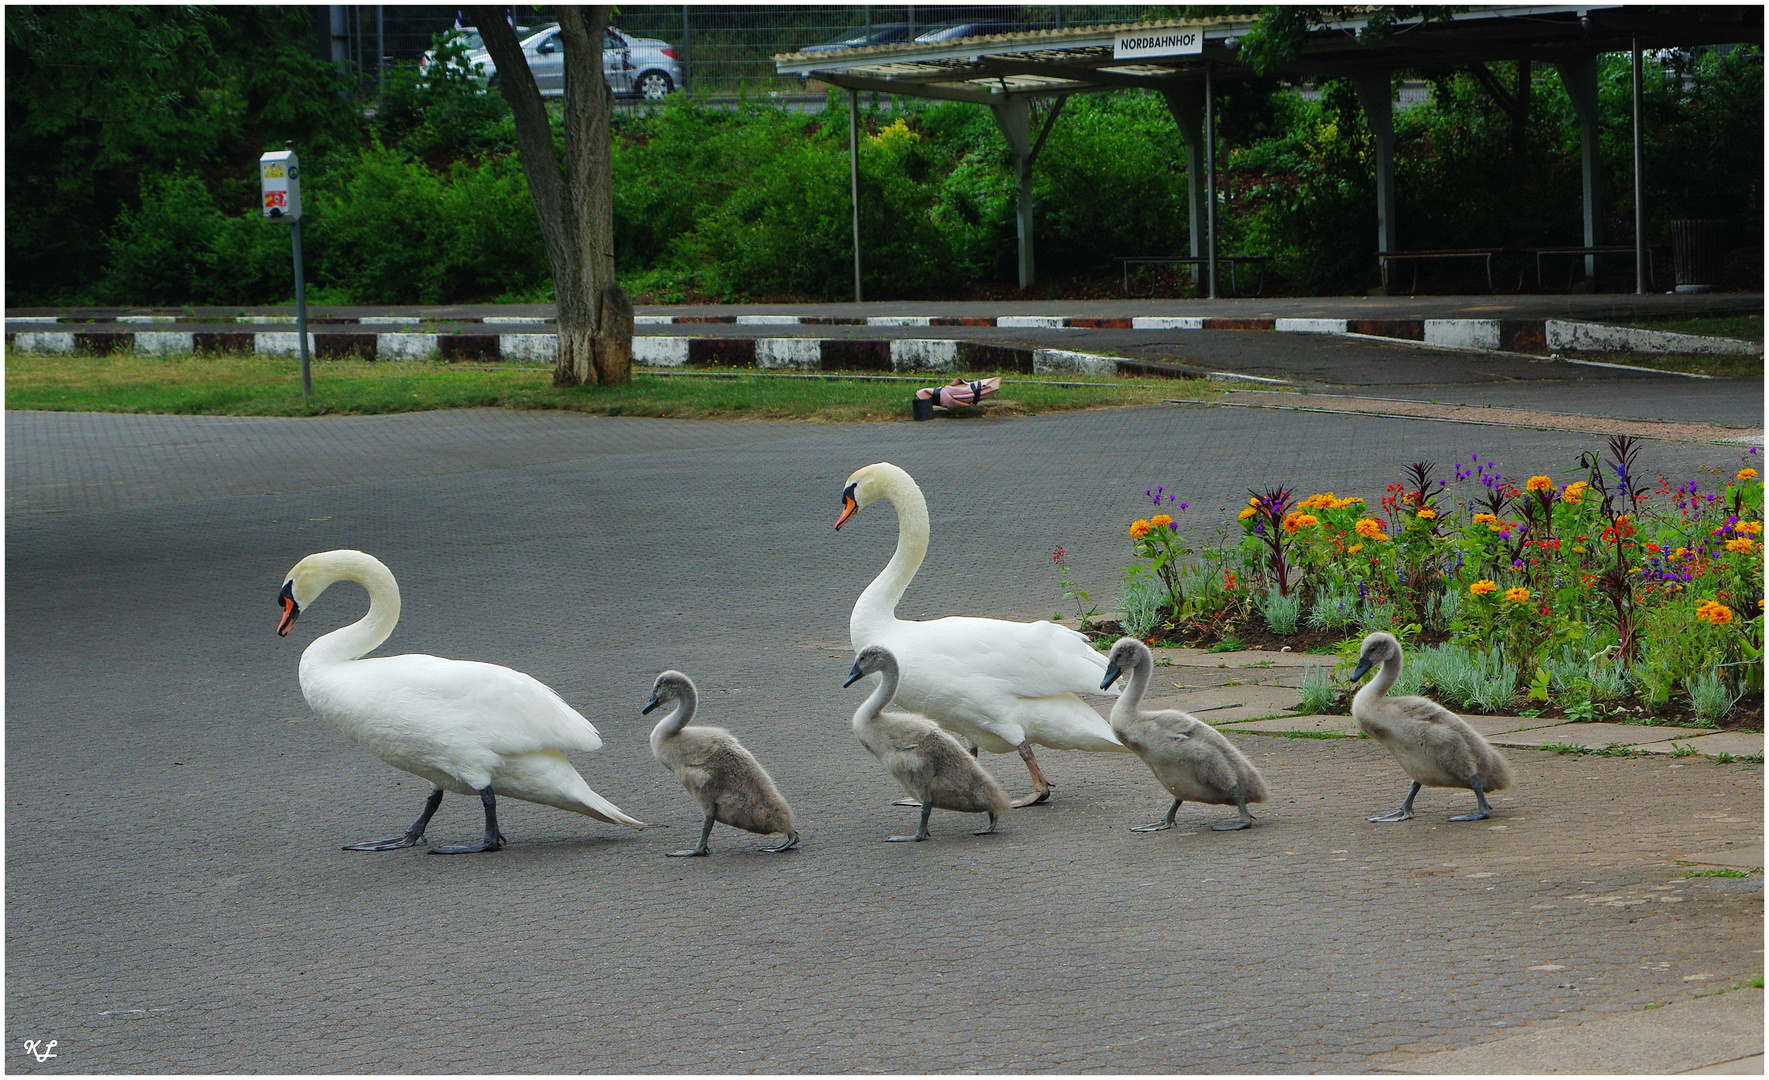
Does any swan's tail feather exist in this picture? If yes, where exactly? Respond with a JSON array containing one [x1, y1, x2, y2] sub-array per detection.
[[570, 786, 647, 827], [500, 751, 647, 827]]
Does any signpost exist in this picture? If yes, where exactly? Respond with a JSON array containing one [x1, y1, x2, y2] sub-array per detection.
[[260, 143, 311, 395], [1112, 27, 1203, 60]]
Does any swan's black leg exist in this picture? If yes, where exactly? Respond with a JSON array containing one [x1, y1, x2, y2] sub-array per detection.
[[345, 788, 443, 851], [667, 815, 715, 857], [761, 830, 799, 853], [1131, 797, 1181, 832], [1010, 742, 1053, 807], [972, 810, 999, 836], [1369, 780, 1421, 823], [1212, 784, 1255, 830], [887, 804, 933, 842], [1449, 773, 1492, 821], [431, 787, 505, 853]]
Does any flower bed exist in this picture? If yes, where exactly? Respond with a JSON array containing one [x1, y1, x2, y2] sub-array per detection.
[[1095, 438, 1764, 729]]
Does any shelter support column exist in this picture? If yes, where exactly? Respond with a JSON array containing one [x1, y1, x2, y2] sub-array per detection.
[[1556, 56, 1604, 281], [849, 89, 862, 302], [991, 99, 1036, 289], [1162, 85, 1207, 285], [1353, 71, 1398, 272]]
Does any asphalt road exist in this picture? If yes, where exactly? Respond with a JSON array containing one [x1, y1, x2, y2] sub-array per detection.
[[6, 401, 1762, 1072]]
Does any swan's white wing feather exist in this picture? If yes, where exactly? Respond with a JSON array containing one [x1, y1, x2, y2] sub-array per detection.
[[321, 653, 603, 756], [885, 616, 1110, 699]]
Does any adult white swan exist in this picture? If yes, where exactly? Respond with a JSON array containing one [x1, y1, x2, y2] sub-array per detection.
[[277, 549, 644, 853], [835, 462, 1127, 806]]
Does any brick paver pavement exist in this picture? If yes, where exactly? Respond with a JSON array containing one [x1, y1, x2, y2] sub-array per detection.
[[6, 403, 1761, 1072]]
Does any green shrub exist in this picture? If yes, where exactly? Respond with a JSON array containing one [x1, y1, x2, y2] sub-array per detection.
[[1257, 586, 1303, 635], [1116, 575, 1168, 641], [98, 172, 293, 305]]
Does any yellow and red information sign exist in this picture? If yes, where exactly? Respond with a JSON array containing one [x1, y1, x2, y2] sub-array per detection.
[[259, 149, 302, 221]]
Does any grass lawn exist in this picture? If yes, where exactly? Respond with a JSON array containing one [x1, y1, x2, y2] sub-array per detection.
[[3, 353, 1213, 422], [1562, 350, 1763, 379], [1613, 313, 1763, 342]]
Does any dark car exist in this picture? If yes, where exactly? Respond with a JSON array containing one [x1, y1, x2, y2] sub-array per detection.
[[911, 21, 1020, 44], [801, 24, 916, 53]]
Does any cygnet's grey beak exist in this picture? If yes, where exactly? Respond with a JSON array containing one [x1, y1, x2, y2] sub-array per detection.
[[641, 694, 661, 715], [1099, 660, 1122, 691], [843, 662, 866, 688], [1348, 657, 1374, 683]]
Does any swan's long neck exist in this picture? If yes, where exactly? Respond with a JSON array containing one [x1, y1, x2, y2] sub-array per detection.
[[1109, 650, 1152, 729], [852, 662, 900, 733], [851, 476, 929, 641], [302, 553, 401, 667], [649, 683, 698, 748], [1354, 651, 1401, 713]]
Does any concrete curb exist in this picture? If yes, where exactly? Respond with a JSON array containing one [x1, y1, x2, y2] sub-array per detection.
[[5, 331, 1235, 381], [7, 313, 1758, 358]]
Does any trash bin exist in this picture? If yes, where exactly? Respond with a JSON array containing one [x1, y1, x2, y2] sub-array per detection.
[[1671, 219, 1728, 293]]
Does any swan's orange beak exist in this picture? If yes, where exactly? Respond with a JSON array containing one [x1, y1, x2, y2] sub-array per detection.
[[835, 483, 859, 530], [277, 580, 300, 637]]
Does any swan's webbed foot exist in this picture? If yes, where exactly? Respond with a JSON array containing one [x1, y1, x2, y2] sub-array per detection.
[[344, 833, 426, 851], [1011, 742, 1054, 806], [1211, 787, 1256, 830], [346, 788, 443, 851], [1449, 774, 1492, 821], [429, 786, 504, 853], [666, 815, 715, 857], [972, 811, 999, 836], [761, 831, 799, 853], [887, 804, 933, 841], [1131, 798, 1181, 832], [1369, 781, 1422, 823], [891, 796, 922, 807]]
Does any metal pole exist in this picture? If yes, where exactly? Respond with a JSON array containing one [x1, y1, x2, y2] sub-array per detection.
[[292, 221, 311, 395], [1632, 34, 1646, 294], [377, 5, 384, 93], [681, 5, 690, 92], [850, 89, 863, 302], [1205, 62, 1217, 300]]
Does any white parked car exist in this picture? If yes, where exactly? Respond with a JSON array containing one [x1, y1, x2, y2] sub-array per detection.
[[461, 24, 682, 99]]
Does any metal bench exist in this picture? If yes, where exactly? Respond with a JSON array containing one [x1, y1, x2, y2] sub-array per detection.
[[1116, 255, 1268, 298], [1530, 245, 1663, 291], [1377, 248, 1514, 294]]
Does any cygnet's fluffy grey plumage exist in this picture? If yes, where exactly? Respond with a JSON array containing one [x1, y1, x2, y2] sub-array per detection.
[[1100, 637, 1269, 831], [1349, 632, 1513, 822], [644, 671, 798, 856], [845, 645, 1011, 842]]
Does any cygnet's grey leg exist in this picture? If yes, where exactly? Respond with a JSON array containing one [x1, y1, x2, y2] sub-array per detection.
[[345, 788, 444, 851], [972, 811, 999, 836], [1449, 773, 1492, 821], [1010, 742, 1054, 807], [887, 804, 934, 842], [1212, 785, 1255, 831], [667, 815, 716, 857], [1131, 798, 1182, 832], [432, 787, 505, 853], [761, 830, 799, 853], [1369, 781, 1421, 823]]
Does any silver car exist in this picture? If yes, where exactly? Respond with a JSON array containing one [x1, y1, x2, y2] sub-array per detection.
[[464, 25, 681, 99]]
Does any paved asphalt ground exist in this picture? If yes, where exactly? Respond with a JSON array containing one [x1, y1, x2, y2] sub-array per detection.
[[6, 337, 1764, 1070]]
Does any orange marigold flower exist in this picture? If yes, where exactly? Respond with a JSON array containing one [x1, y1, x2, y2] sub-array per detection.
[[1725, 536, 1756, 554], [1237, 506, 1257, 520], [1355, 517, 1386, 539], [1129, 520, 1152, 539], [1282, 512, 1319, 533], [1469, 580, 1498, 596], [1150, 514, 1173, 528], [1562, 481, 1588, 505], [1735, 520, 1763, 535], [1526, 475, 1553, 493], [1697, 600, 1735, 625], [1503, 586, 1531, 603], [1348, 544, 1364, 554], [1472, 513, 1498, 525], [1739, 468, 1759, 481], [1416, 508, 1438, 520]]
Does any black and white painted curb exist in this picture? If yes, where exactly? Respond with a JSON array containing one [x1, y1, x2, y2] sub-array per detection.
[[6, 314, 1757, 361]]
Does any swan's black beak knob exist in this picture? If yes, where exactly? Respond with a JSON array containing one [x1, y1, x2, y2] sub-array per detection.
[[835, 484, 859, 530], [843, 662, 866, 688], [1100, 660, 1122, 691], [276, 580, 300, 637]]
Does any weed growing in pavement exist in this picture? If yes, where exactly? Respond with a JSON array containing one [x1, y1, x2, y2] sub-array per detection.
[[1675, 868, 1752, 878]]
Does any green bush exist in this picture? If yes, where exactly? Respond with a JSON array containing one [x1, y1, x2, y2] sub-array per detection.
[[98, 172, 293, 305]]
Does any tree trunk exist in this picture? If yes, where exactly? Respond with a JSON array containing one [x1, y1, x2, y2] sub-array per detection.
[[470, 5, 630, 386]]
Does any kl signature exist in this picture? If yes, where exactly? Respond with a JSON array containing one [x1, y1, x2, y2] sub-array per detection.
[[23, 1039, 57, 1062]]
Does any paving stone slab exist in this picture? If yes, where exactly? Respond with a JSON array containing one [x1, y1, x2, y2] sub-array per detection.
[[1218, 713, 1362, 735], [1488, 721, 1714, 750], [1394, 987, 1763, 1075], [1679, 846, 1764, 869], [1141, 683, 1302, 724], [1461, 715, 1581, 736], [1674, 731, 1765, 758]]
